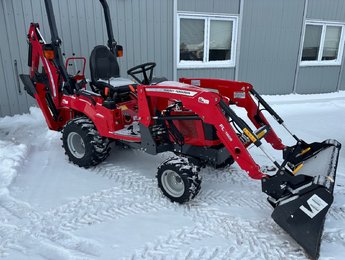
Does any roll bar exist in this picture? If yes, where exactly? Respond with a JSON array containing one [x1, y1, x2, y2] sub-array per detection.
[[99, 0, 117, 53]]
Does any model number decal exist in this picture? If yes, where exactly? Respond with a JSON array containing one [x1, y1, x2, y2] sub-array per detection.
[[146, 88, 197, 97], [234, 92, 246, 99], [300, 194, 328, 218], [219, 124, 232, 141], [198, 97, 209, 104]]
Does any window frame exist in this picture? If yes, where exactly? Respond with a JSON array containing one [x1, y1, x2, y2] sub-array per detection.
[[177, 12, 238, 69], [300, 20, 345, 67]]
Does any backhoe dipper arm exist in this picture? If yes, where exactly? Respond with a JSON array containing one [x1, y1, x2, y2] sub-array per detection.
[[138, 85, 265, 179]]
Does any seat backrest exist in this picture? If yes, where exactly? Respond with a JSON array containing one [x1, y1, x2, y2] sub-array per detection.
[[90, 45, 120, 82]]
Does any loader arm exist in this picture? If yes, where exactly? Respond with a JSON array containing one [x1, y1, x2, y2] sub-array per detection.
[[180, 78, 285, 150], [138, 84, 265, 179]]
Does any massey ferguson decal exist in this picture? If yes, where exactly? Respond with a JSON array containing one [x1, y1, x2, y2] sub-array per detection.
[[145, 88, 197, 97]]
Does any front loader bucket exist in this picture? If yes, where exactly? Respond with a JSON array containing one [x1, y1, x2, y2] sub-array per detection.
[[264, 139, 341, 259]]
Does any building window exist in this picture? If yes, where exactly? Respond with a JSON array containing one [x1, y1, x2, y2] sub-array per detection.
[[177, 13, 238, 68], [301, 21, 345, 66]]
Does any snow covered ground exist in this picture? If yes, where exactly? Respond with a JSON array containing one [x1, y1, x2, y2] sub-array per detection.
[[0, 92, 345, 260]]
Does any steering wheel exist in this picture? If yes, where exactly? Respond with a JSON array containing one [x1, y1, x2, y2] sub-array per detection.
[[127, 62, 156, 85]]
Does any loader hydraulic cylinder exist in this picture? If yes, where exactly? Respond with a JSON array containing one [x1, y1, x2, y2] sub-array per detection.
[[219, 100, 262, 147]]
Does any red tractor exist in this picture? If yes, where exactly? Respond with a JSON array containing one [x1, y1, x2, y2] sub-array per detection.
[[20, 0, 341, 258]]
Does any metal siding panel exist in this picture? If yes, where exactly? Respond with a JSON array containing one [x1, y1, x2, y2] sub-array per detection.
[[178, 0, 240, 14], [30, 0, 44, 35], [93, 0, 106, 46], [307, 0, 345, 21], [146, 0, 157, 71], [166, 0, 174, 80], [67, 0, 82, 55], [11, 0, 33, 109], [238, 0, 304, 94], [76, 0, 91, 78], [138, 0, 148, 64], [213, 0, 240, 14], [297, 67, 340, 93], [177, 0, 196, 12], [341, 69, 345, 90], [0, 1, 23, 115], [131, 0, 142, 67], [57, 0, 73, 54], [0, 48, 12, 116], [177, 68, 235, 80], [153, 0, 162, 74], [21, 0, 37, 109], [84, 0, 97, 54], [116, 0, 129, 74], [124, 0, 135, 68]]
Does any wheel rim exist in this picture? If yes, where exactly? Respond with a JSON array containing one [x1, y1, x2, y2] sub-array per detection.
[[161, 170, 185, 197], [67, 132, 85, 159]]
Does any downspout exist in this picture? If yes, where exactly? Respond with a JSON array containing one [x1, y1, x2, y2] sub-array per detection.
[[173, 0, 177, 81], [235, 0, 244, 81], [336, 41, 345, 91], [292, 0, 308, 94]]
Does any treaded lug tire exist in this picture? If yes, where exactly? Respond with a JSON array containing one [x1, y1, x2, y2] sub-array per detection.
[[62, 117, 111, 168], [157, 157, 201, 204]]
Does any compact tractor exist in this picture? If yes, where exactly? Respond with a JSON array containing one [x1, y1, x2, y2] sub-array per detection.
[[20, 0, 341, 258]]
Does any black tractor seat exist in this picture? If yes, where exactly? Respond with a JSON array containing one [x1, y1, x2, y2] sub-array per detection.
[[89, 45, 135, 95]]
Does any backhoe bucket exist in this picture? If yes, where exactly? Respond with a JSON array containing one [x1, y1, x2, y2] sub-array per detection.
[[264, 139, 341, 259]]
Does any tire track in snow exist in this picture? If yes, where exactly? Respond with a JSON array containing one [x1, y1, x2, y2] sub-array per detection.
[[323, 228, 345, 247], [127, 200, 306, 260], [197, 189, 269, 210], [48, 185, 175, 233], [201, 166, 255, 187], [91, 163, 306, 259], [328, 205, 345, 221], [0, 195, 100, 259], [0, 163, 178, 258]]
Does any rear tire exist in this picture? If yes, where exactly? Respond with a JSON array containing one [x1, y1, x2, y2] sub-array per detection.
[[62, 117, 111, 168], [157, 157, 201, 204]]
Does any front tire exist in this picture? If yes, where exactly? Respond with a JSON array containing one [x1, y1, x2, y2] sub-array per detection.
[[62, 117, 110, 168], [157, 157, 201, 204]]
